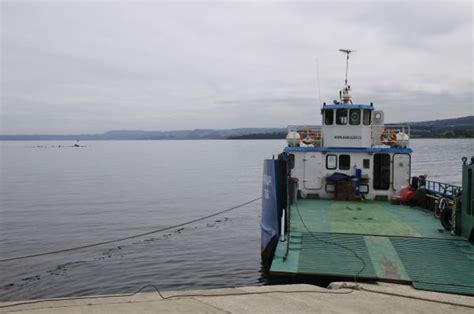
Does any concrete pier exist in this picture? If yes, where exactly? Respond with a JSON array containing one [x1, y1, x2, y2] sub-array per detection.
[[1, 282, 473, 313]]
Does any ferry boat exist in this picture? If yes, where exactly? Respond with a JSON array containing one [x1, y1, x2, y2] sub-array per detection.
[[261, 50, 474, 296]]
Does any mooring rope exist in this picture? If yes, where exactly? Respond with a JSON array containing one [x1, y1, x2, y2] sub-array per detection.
[[0, 197, 262, 263]]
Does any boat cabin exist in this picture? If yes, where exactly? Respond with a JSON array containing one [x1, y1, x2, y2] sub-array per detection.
[[262, 50, 474, 297], [285, 77, 410, 201]]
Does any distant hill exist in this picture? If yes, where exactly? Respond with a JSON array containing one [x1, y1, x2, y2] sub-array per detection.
[[408, 116, 474, 138], [0, 128, 283, 141], [100, 128, 284, 140], [0, 116, 472, 140], [228, 132, 286, 140], [409, 116, 474, 127]]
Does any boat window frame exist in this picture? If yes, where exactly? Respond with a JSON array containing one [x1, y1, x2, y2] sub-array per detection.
[[349, 109, 361, 125], [339, 154, 351, 170], [324, 110, 334, 125], [363, 159, 370, 169], [336, 109, 348, 125], [326, 154, 337, 170], [363, 109, 372, 125]]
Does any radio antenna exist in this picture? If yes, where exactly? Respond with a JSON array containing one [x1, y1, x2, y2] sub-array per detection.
[[316, 58, 322, 106], [339, 49, 355, 86]]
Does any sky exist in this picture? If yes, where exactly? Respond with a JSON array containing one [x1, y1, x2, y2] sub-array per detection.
[[1, 0, 473, 134]]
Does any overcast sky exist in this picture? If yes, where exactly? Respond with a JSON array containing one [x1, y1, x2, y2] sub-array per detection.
[[1, 1, 472, 134]]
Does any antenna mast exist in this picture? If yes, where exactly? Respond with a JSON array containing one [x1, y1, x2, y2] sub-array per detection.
[[316, 58, 322, 106], [338, 49, 355, 104], [339, 49, 354, 86]]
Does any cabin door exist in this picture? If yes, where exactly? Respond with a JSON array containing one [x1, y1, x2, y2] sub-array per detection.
[[373, 153, 391, 190], [392, 154, 410, 191], [304, 153, 322, 190]]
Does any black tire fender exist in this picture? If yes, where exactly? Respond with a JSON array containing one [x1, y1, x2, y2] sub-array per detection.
[[439, 201, 453, 231]]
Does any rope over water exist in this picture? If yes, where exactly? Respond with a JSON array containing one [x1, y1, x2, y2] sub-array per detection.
[[0, 197, 262, 263]]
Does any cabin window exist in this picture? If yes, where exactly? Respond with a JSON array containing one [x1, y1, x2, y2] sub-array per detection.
[[363, 109, 372, 125], [339, 155, 351, 170], [363, 159, 370, 169], [373, 153, 391, 190], [336, 109, 348, 125], [326, 154, 337, 170], [324, 110, 334, 125], [349, 109, 361, 125]]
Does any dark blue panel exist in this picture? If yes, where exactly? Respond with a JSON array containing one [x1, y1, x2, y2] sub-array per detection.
[[284, 146, 413, 153], [321, 104, 374, 110], [260, 159, 282, 261]]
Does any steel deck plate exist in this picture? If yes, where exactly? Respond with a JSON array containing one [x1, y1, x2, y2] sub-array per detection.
[[289, 199, 464, 239], [270, 199, 474, 295]]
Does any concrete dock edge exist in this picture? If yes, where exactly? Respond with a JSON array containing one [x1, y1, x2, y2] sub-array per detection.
[[1, 282, 473, 313]]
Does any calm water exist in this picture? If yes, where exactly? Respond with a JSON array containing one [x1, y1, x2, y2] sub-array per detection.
[[0, 139, 473, 301]]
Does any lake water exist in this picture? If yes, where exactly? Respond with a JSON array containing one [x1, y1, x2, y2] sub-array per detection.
[[1, 139, 473, 301]]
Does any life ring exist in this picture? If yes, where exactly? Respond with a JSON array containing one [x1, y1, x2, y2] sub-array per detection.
[[380, 129, 397, 146], [299, 129, 321, 145]]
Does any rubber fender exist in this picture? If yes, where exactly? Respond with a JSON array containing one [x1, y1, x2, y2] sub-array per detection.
[[440, 205, 453, 231]]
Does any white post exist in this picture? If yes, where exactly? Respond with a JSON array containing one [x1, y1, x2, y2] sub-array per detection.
[[280, 209, 285, 241]]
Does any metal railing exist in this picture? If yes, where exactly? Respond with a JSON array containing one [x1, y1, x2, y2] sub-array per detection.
[[422, 179, 462, 199], [287, 125, 322, 133]]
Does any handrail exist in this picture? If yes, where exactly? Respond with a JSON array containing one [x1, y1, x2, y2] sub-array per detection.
[[287, 125, 322, 133], [421, 179, 462, 199]]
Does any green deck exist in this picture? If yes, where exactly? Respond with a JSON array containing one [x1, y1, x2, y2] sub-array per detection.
[[271, 200, 474, 296]]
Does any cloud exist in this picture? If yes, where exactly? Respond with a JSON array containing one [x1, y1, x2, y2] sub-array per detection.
[[1, 1, 472, 134]]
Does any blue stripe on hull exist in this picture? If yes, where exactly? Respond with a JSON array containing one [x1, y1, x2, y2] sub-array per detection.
[[284, 146, 412, 153]]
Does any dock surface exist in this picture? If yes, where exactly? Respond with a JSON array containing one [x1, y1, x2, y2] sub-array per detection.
[[1, 283, 473, 313]]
